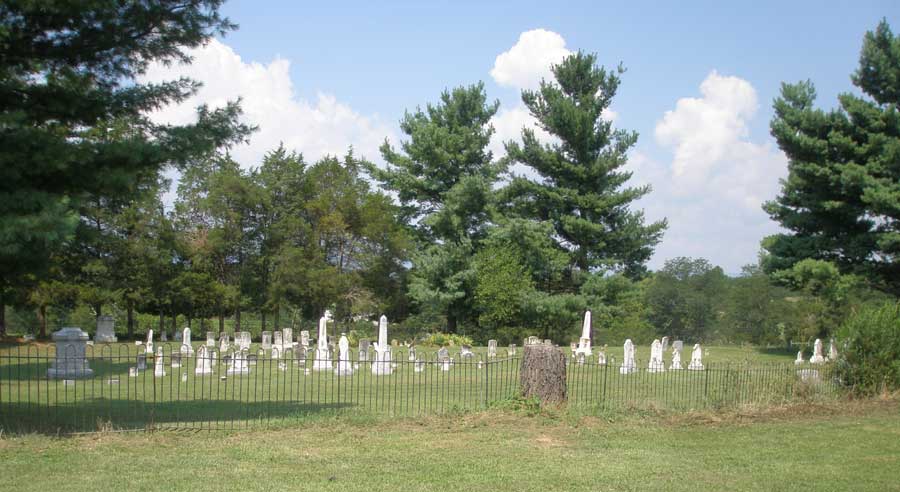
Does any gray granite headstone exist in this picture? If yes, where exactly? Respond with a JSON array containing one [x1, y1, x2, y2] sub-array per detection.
[[48, 327, 94, 379]]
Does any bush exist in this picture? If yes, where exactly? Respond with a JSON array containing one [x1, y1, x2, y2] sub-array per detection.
[[420, 332, 473, 347], [836, 302, 900, 395]]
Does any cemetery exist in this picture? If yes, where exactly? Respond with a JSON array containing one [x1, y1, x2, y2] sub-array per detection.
[[1, 2, 899, 491]]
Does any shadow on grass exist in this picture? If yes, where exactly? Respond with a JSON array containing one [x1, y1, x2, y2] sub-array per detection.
[[0, 399, 355, 435]]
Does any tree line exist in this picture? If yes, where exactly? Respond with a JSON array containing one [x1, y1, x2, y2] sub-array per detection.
[[1, 3, 897, 346]]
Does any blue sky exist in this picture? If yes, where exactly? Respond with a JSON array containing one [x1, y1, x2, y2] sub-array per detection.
[[144, 0, 899, 273]]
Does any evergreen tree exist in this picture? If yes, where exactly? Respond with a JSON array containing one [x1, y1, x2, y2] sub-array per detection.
[[501, 52, 666, 280], [763, 20, 900, 295], [0, 0, 251, 292]]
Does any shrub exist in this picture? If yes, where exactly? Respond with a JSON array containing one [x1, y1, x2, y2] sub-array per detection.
[[836, 302, 900, 395], [420, 332, 473, 347]]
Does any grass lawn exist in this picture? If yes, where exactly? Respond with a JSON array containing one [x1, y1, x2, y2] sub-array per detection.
[[0, 400, 897, 492]]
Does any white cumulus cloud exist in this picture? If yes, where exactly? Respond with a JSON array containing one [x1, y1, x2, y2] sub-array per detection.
[[490, 29, 572, 91], [139, 39, 393, 168], [630, 71, 788, 272]]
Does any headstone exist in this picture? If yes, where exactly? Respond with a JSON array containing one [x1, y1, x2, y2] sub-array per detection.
[[175, 329, 183, 342], [597, 347, 607, 366], [526, 336, 540, 346], [797, 368, 821, 383], [487, 339, 497, 358], [336, 333, 353, 376], [414, 360, 426, 373], [261, 331, 272, 350], [827, 338, 838, 361], [161, 330, 168, 342], [195, 345, 213, 375], [673, 340, 684, 352], [154, 346, 166, 377], [47, 327, 94, 379], [295, 346, 307, 367], [688, 343, 704, 371], [206, 331, 215, 347], [94, 315, 117, 343], [271, 347, 281, 360], [648, 339, 665, 373], [391, 339, 399, 347], [543, 339, 552, 346], [408, 346, 416, 362], [171, 351, 182, 368], [146, 329, 154, 354], [460, 345, 474, 359], [273, 331, 284, 352], [661, 336, 669, 352], [794, 350, 805, 365], [508, 344, 517, 357], [128, 367, 138, 377], [313, 315, 333, 371], [300, 330, 310, 348], [372, 315, 393, 375], [282, 328, 294, 347], [669, 345, 682, 370], [437, 347, 451, 371], [227, 350, 250, 375], [809, 338, 825, 364], [180, 327, 194, 355], [136, 353, 147, 371], [219, 332, 229, 353], [575, 310, 592, 357], [619, 339, 637, 374], [239, 331, 251, 351], [210, 349, 218, 367]]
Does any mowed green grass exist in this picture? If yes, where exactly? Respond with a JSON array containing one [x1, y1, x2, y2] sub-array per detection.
[[1, 400, 898, 492]]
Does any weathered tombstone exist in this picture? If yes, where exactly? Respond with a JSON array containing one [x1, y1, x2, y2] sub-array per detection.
[[520, 343, 566, 405], [181, 327, 194, 355], [336, 333, 354, 376], [460, 345, 474, 359], [827, 339, 838, 361], [597, 345, 607, 366], [487, 339, 497, 358], [437, 347, 451, 371], [174, 329, 182, 342], [543, 339, 552, 346], [372, 315, 393, 375], [648, 339, 665, 373], [688, 343, 704, 371], [271, 347, 280, 360], [300, 330, 310, 348], [414, 360, 426, 373], [313, 315, 332, 371], [146, 329, 155, 354], [161, 330, 168, 342], [295, 346, 307, 367], [669, 345, 683, 370], [809, 338, 825, 364], [136, 353, 147, 371], [661, 336, 669, 353], [282, 328, 294, 347], [206, 331, 215, 347], [94, 315, 117, 343], [47, 327, 94, 379], [575, 310, 592, 357], [239, 331, 252, 351], [526, 336, 540, 346], [619, 339, 637, 374], [797, 368, 821, 383], [195, 345, 213, 375], [408, 345, 417, 362], [209, 349, 218, 367], [219, 332, 229, 353], [273, 331, 284, 353], [391, 339, 399, 347], [261, 331, 272, 351], [171, 351, 182, 368], [673, 340, 684, 353], [227, 350, 250, 375], [508, 344, 517, 357], [154, 346, 166, 377], [794, 350, 805, 365]]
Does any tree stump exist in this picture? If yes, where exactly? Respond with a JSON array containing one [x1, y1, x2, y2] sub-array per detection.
[[520, 343, 567, 405]]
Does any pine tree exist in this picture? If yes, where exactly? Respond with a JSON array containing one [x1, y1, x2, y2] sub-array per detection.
[[501, 52, 666, 280], [763, 20, 900, 295], [0, 1, 251, 292]]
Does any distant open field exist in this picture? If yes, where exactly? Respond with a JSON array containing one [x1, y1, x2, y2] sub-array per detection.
[[1, 399, 898, 492]]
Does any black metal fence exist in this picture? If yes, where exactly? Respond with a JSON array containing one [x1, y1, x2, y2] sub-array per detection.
[[0, 343, 842, 434]]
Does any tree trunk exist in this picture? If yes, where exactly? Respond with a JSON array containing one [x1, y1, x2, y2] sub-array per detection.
[[520, 344, 567, 406], [170, 313, 177, 339], [95, 303, 102, 320], [261, 311, 266, 332], [126, 300, 134, 340], [38, 305, 47, 339], [235, 307, 241, 332], [219, 314, 224, 334], [0, 299, 6, 337], [158, 311, 164, 340], [186, 314, 192, 332], [274, 306, 280, 332], [447, 314, 457, 334]]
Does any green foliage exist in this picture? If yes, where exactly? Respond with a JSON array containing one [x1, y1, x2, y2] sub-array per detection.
[[763, 20, 900, 295], [0, 0, 251, 291], [501, 52, 666, 278], [837, 302, 900, 395], [644, 257, 728, 342], [473, 244, 535, 336], [419, 332, 474, 347], [580, 273, 654, 345]]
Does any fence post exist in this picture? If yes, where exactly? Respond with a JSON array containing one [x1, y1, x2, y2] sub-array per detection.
[[482, 354, 489, 409]]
